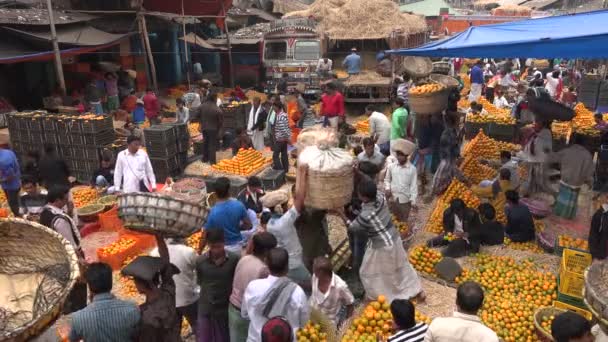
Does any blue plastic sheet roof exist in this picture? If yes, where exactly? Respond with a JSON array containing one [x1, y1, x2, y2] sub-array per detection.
[[387, 10, 608, 58]]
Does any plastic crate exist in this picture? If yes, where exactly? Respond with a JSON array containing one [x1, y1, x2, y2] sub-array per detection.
[[146, 140, 178, 158], [31, 132, 45, 144], [42, 117, 56, 131], [80, 116, 113, 134], [71, 133, 85, 145], [553, 300, 592, 320], [557, 289, 586, 308], [144, 125, 176, 143], [558, 248, 592, 299], [27, 117, 43, 131], [83, 130, 116, 146]]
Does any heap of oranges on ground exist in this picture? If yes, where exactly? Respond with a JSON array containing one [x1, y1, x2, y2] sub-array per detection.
[[408, 245, 442, 276], [454, 254, 557, 342], [340, 296, 431, 342], [296, 322, 329, 342], [212, 148, 272, 176], [459, 155, 497, 185], [355, 119, 369, 135], [72, 187, 99, 208], [97, 236, 136, 258], [462, 130, 520, 161], [117, 254, 145, 299], [572, 103, 600, 136], [409, 83, 445, 96], [425, 180, 481, 234], [465, 98, 516, 125], [557, 235, 588, 251], [188, 122, 201, 136], [503, 237, 545, 254], [392, 215, 410, 237]]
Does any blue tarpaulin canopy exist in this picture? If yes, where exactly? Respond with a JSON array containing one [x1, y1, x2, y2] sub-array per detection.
[[387, 10, 608, 58]]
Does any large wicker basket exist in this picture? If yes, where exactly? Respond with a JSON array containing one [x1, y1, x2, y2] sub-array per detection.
[[584, 262, 608, 334], [533, 306, 566, 342], [305, 165, 353, 210], [0, 218, 79, 341], [409, 89, 449, 115], [400, 56, 433, 78], [117, 193, 208, 238]]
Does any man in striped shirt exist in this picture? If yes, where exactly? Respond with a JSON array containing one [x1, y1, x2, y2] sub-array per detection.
[[388, 299, 428, 342], [272, 102, 291, 172], [69, 263, 140, 342]]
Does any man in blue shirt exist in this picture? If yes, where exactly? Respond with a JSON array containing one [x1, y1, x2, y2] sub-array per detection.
[[203, 177, 252, 254], [469, 60, 484, 102], [70, 262, 140, 342], [0, 145, 21, 216], [342, 48, 361, 76]]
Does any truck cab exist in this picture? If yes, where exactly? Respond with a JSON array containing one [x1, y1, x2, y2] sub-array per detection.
[[262, 18, 322, 97]]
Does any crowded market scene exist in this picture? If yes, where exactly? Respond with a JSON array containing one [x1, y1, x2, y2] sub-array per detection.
[[3, 0, 608, 341]]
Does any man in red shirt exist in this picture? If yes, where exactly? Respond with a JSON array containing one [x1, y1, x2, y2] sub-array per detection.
[[320, 82, 345, 130], [143, 88, 160, 124]]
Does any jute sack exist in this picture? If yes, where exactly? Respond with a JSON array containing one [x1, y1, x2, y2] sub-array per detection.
[[298, 145, 354, 209]]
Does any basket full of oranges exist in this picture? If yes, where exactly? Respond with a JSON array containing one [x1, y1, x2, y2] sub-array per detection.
[[408, 82, 448, 115]]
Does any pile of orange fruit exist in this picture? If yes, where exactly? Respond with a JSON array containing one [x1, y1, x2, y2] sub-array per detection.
[[460, 155, 497, 185], [392, 215, 410, 236], [355, 119, 369, 135], [98, 236, 136, 258], [408, 245, 442, 275], [466, 98, 516, 125], [410, 83, 445, 96], [72, 187, 99, 208], [118, 254, 144, 298], [188, 122, 200, 136], [296, 322, 328, 342], [460, 74, 471, 96], [425, 180, 481, 234], [539, 314, 555, 335], [504, 238, 544, 254], [340, 296, 431, 342], [187, 231, 203, 250], [462, 130, 520, 160], [455, 254, 557, 342], [557, 235, 588, 251], [212, 148, 272, 176], [551, 121, 571, 140], [77, 114, 107, 121], [572, 103, 599, 136]]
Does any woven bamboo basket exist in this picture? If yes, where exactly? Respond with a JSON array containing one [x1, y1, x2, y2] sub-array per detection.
[[409, 89, 449, 115], [305, 165, 353, 210], [401, 56, 433, 78], [533, 306, 565, 342], [304, 308, 338, 342], [0, 218, 79, 341], [117, 193, 208, 238], [97, 195, 118, 210], [429, 74, 460, 89], [584, 263, 608, 334]]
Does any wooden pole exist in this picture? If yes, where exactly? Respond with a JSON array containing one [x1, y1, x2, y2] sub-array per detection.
[[181, 0, 191, 88], [139, 14, 158, 91], [46, 0, 66, 96], [221, 1, 235, 88]]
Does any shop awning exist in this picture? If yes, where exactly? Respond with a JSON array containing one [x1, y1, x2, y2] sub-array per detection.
[[180, 32, 227, 50], [387, 9, 608, 58], [3, 25, 134, 46]]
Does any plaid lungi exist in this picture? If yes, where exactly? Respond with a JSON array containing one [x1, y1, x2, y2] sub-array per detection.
[[553, 181, 580, 219]]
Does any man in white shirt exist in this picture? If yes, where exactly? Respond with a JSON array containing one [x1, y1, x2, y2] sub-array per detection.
[[358, 138, 386, 171], [261, 164, 311, 288], [241, 247, 309, 342], [425, 281, 499, 342], [385, 139, 417, 222], [545, 70, 561, 98], [114, 135, 156, 193], [365, 105, 391, 148], [150, 238, 199, 336], [316, 57, 333, 78], [310, 256, 354, 325]]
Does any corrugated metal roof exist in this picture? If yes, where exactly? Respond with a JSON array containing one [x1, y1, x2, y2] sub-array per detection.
[[0, 8, 96, 25], [400, 0, 454, 16], [3, 25, 133, 46], [180, 32, 228, 50]]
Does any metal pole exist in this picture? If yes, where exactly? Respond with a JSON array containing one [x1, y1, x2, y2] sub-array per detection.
[[181, 0, 191, 88], [221, 1, 235, 88], [46, 0, 66, 96]]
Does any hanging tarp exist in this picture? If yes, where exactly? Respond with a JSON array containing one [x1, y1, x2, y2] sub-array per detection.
[[386, 9, 608, 58]]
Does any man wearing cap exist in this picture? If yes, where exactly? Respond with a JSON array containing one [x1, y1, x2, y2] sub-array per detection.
[[261, 164, 311, 287], [242, 248, 309, 341], [342, 48, 361, 76], [122, 236, 181, 342], [114, 135, 156, 193], [384, 139, 418, 223]]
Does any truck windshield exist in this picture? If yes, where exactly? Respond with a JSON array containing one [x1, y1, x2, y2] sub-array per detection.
[[294, 41, 320, 60], [265, 41, 287, 60]]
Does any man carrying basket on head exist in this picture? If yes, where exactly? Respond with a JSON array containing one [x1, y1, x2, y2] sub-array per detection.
[[336, 178, 425, 303]]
